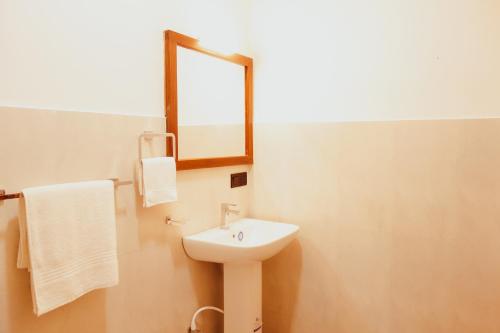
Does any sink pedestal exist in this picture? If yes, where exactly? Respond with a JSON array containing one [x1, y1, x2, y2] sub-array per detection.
[[183, 218, 299, 332], [224, 262, 262, 332]]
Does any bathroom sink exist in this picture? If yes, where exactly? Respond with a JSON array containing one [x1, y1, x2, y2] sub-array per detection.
[[183, 218, 299, 263], [184, 218, 299, 332]]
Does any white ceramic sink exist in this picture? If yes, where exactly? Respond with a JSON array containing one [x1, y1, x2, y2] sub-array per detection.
[[183, 218, 299, 263], [183, 217, 299, 332]]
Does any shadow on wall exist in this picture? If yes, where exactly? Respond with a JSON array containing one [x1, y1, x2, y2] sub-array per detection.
[[263, 228, 380, 333], [133, 169, 224, 333], [263, 238, 302, 333]]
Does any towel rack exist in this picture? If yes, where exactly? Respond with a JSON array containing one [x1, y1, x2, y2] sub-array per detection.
[[138, 131, 176, 160], [0, 178, 133, 202]]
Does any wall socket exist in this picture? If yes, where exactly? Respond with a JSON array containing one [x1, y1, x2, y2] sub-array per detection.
[[230, 172, 247, 188]]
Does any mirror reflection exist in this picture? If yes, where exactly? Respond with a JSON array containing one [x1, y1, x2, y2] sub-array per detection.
[[177, 46, 246, 159]]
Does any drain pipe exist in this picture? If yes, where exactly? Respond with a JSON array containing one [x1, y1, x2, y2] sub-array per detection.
[[189, 306, 224, 333]]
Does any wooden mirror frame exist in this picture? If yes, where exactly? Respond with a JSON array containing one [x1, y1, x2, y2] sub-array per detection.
[[164, 30, 253, 170]]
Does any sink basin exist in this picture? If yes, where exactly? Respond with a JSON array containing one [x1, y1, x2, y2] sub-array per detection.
[[183, 218, 299, 263], [183, 217, 299, 332]]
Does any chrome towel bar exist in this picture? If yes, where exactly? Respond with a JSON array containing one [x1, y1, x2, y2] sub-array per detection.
[[0, 178, 133, 202]]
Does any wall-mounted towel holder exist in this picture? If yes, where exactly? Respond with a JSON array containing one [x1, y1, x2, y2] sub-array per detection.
[[138, 131, 176, 160], [138, 131, 179, 226], [0, 178, 133, 202]]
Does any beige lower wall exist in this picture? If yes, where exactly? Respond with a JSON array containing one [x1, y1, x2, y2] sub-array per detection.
[[250, 120, 500, 333], [3, 110, 500, 333], [0, 107, 250, 333]]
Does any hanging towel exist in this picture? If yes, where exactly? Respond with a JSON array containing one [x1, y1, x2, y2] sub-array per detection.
[[17, 180, 119, 316], [140, 157, 177, 207]]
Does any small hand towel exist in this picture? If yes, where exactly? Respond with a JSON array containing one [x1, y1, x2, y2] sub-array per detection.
[[140, 157, 177, 207], [17, 180, 119, 316]]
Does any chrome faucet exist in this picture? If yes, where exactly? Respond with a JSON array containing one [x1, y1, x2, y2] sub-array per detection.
[[221, 203, 240, 229]]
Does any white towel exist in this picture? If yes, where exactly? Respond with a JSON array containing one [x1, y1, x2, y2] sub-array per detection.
[[140, 157, 177, 207], [17, 180, 119, 316]]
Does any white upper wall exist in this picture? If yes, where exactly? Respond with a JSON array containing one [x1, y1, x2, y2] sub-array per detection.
[[2, 0, 500, 121], [249, 0, 500, 122], [0, 0, 251, 117]]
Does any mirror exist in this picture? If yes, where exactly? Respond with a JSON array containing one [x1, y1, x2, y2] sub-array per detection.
[[165, 30, 253, 170], [177, 47, 245, 159]]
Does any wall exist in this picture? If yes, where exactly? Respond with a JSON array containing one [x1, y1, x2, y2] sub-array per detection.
[[0, 107, 250, 333], [249, 0, 500, 123], [4, 0, 500, 332], [0, 0, 252, 332], [0, 0, 252, 116], [248, 0, 500, 332], [251, 121, 500, 332]]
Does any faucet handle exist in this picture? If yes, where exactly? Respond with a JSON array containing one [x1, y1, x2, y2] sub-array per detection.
[[221, 203, 240, 216]]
